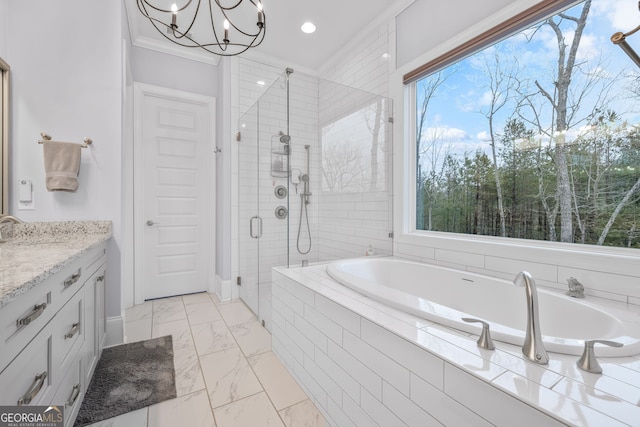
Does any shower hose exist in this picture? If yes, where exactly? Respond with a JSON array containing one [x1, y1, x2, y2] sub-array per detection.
[[297, 194, 312, 254]]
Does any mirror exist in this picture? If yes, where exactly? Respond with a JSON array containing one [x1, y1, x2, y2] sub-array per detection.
[[0, 57, 8, 215]]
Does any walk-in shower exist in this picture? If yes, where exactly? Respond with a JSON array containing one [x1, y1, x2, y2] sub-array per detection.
[[237, 65, 393, 328]]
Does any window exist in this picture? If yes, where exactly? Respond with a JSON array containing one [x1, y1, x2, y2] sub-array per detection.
[[413, 0, 640, 248]]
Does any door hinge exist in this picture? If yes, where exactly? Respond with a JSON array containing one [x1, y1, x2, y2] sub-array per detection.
[[388, 117, 394, 124], [236, 276, 241, 286], [236, 131, 241, 141], [388, 232, 394, 238]]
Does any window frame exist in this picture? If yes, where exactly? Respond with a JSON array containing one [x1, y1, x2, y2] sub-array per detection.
[[390, 0, 640, 288]]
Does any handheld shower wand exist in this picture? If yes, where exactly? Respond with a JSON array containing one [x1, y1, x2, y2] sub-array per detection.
[[297, 146, 312, 255]]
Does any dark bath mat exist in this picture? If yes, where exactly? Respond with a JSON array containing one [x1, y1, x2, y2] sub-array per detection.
[[74, 335, 176, 427]]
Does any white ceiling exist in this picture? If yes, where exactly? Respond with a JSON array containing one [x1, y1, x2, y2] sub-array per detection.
[[125, 0, 409, 71]]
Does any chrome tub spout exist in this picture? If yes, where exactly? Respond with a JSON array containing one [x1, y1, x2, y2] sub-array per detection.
[[513, 271, 549, 364]]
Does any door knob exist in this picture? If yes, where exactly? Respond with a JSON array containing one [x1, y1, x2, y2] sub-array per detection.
[[146, 220, 157, 226]]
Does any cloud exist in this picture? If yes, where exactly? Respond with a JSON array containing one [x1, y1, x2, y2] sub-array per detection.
[[476, 131, 490, 141], [421, 126, 469, 142], [594, 0, 638, 32]]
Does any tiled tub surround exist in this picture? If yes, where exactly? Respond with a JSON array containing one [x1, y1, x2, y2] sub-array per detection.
[[0, 220, 112, 307], [272, 261, 640, 427]]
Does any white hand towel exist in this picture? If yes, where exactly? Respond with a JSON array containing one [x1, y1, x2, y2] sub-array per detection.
[[43, 141, 81, 192]]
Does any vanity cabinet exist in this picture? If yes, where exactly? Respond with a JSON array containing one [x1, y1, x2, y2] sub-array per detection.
[[0, 242, 107, 426]]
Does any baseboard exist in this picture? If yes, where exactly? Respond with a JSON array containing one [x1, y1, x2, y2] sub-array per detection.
[[105, 315, 124, 347], [216, 274, 234, 302]]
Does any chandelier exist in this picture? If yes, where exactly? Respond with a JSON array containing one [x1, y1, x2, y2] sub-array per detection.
[[136, 0, 266, 56]]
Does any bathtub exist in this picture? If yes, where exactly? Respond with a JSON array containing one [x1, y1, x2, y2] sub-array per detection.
[[327, 257, 640, 357]]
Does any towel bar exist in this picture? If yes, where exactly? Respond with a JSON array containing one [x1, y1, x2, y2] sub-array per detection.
[[38, 132, 93, 148]]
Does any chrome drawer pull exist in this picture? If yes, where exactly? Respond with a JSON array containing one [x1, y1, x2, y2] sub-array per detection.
[[17, 371, 47, 406], [17, 303, 47, 327], [65, 384, 81, 408], [63, 269, 82, 288], [65, 322, 80, 339]]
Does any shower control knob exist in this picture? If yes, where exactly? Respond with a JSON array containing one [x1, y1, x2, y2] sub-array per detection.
[[275, 206, 288, 219]]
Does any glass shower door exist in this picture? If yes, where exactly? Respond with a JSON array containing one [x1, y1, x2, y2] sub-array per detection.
[[238, 102, 260, 316]]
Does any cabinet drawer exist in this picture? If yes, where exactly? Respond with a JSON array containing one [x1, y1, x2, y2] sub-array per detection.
[[0, 278, 56, 371], [53, 352, 83, 427], [0, 321, 54, 406], [54, 288, 84, 376], [57, 246, 106, 299]]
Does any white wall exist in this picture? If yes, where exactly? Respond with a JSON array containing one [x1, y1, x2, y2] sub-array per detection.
[[395, 0, 513, 68], [6, 1, 123, 321], [0, 0, 7, 59], [130, 46, 218, 97]]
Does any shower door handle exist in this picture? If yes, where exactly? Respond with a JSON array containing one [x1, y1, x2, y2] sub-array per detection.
[[250, 216, 263, 239]]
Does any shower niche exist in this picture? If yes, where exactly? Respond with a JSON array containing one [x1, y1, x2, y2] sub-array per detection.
[[237, 67, 393, 330]]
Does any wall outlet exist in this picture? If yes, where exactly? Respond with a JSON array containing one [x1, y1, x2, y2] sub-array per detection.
[[18, 179, 35, 210]]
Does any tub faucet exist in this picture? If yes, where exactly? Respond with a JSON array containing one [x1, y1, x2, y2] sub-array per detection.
[[513, 271, 549, 365]]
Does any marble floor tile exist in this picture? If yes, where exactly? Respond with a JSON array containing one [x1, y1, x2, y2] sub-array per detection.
[[191, 320, 237, 356], [249, 351, 307, 410], [153, 298, 187, 324], [214, 392, 284, 427], [125, 301, 152, 322], [218, 301, 257, 326], [187, 302, 223, 325], [174, 345, 206, 397], [152, 318, 194, 350], [209, 293, 223, 305], [230, 321, 272, 357], [200, 347, 263, 408], [148, 390, 216, 427], [84, 407, 148, 427], [279, 399, 326, 427], [182, 292, 215, 306], [124, 318, 152, 343]]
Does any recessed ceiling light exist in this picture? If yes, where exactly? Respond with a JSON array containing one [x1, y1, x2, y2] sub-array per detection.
[[381, 53, 390, 60], [257, 80, 265, 86], [301, 22, 316, 34]]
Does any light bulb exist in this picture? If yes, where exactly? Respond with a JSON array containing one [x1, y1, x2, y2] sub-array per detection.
[[171, 3, 178, 27], [257, 2, 264, 28], [223, 19, 229, 43]]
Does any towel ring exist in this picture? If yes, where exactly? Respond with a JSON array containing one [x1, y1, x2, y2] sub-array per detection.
[[38, 132, 93, 148]]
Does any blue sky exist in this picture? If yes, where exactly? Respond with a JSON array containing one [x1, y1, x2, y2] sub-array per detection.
[[417, 0, 640, 164]]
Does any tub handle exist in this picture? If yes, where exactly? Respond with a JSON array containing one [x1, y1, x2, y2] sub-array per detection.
[[577, 339, 623, 374], [462, 318, 495, 350]]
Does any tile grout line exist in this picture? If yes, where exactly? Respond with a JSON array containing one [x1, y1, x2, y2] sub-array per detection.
[[183, 294, 223, 426]]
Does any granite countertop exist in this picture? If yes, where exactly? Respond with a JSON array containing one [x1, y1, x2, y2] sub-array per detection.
[[0, 221, 112, 308]]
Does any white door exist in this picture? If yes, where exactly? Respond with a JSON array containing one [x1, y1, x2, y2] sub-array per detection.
[[134, 83, 215, 301]]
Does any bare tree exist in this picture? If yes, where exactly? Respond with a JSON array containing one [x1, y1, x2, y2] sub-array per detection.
[[475, 48, 520, 237], [416, 70, 453, 229]]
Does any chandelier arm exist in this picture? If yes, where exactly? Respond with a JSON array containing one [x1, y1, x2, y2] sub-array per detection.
[[207, 1, 228, 47], [172, 0, 202, 40], [214, 0, 245, 11], [139, 0, 194, 14], [219, 8, 264, 38]]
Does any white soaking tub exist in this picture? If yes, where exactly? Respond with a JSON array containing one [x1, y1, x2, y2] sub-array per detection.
[[327, 257, 640, 357]]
